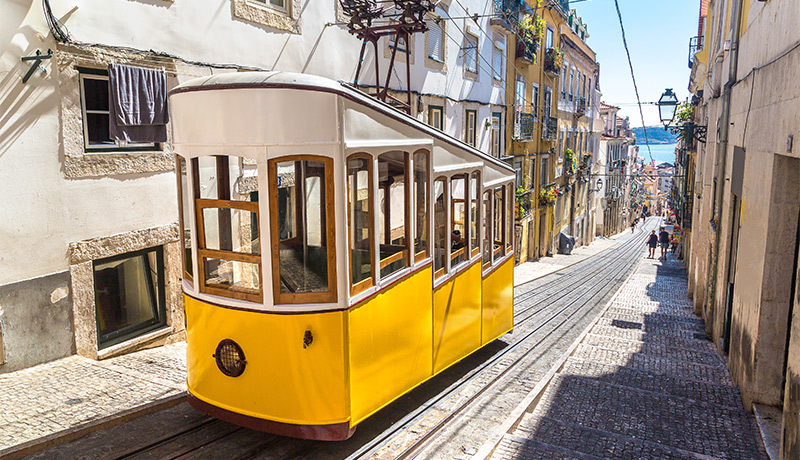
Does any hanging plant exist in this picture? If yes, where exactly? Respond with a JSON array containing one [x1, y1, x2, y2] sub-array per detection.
[[564, 148, 577, 174], [545, 46, 564, 71]]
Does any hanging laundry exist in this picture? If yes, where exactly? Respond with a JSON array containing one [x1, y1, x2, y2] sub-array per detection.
[[108, 63, 169, 143]]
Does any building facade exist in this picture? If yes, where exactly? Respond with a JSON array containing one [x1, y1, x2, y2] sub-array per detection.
[[686, 1, 800, 458]]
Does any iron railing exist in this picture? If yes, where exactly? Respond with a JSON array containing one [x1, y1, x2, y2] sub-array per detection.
[[542, 116, 557, 141], [515, 39, 536, 63], [577, 96, 587, 115], [490, 0, 519, 33], [688, 35, 703, 68], [513, 111, 535, 141]]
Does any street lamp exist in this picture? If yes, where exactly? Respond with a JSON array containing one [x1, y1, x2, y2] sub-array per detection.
[[657, 88, 707, 144], [657, 88, 679, 128], [589, 177, 603, 192]]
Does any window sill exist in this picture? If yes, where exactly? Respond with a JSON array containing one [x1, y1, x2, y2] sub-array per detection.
[[96, 326, 173, 360]]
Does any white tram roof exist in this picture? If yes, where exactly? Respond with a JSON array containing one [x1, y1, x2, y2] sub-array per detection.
[[170, 71, 514, 178]]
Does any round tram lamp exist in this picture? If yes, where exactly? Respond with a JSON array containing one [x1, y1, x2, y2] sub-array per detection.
[[596, 178, 603, 189], [658, 88, 679, 128]]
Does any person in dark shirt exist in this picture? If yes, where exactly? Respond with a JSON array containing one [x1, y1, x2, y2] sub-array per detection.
[[451, 230, 465, 250], [658, 227, 670, 260], [646, 230, 658, 259]]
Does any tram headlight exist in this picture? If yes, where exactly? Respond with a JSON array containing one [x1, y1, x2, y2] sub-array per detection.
[[213, 339, 247, 377]]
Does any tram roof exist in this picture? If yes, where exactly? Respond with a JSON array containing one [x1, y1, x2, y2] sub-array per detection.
[[171, 71, 513, 173]]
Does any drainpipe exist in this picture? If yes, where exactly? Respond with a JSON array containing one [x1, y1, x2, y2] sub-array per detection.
[[707, 0, 744, 320]]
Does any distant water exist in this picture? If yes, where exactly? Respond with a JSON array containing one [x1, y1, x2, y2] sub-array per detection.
[[638, 143, 677, 165]]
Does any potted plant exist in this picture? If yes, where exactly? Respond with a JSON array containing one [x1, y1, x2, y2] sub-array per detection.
[[544, 46, 564, 73], [564, 148, 577, 175], [517, 14, 544, 63]]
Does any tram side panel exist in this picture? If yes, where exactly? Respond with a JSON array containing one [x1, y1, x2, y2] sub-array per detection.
[[432, 262, 483, 374], [481, 257, 514, 344], [347, 266, 434, 425], [184, 295, 349, 427]]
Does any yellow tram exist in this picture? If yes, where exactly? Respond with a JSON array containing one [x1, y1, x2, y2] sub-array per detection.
[[169, 72, 515, 440]]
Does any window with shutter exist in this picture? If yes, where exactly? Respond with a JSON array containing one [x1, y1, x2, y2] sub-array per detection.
[[428, 20, 444, 62], [492, 46, 502, 80], [463, 34, 478, 74]]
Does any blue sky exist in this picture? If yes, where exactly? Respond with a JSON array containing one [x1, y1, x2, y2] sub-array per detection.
[[570, 0, 700, 127]]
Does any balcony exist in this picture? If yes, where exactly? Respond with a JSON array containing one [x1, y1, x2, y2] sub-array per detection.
[[490, 0, 519, 33], [516, 39, 538, 64], [688, 35, 703, 69], [577, 96, 587, 116], [513, 111, 535, 141], [544, 48, 563, 75], [516, 189, 532, 218], [542, 116, 557, 141]]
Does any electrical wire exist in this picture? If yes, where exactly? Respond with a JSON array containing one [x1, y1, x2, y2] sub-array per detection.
[[612, 0, 654, 164]]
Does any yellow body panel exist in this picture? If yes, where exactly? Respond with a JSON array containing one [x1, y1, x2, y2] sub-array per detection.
[[433, 262, 483, 373], [184, 295, 348, 425], [482, 257, 515, 344], [347, 266, 434, 425]]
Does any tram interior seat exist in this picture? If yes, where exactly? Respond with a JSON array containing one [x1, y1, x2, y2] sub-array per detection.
[[278, 242, 328, 293]]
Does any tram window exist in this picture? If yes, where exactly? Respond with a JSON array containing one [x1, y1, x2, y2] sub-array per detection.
[[202, 257, 261, 295], [347, 155, 374, 294], [470, 172, 480, 258], [200, 207, 259, 254], [493, 187, 505, 262], [194, 156, 263, 303], [482, 190, 492, 267], [177, 156, 193, 283], [450, 175, 467, 267], [269, 157, 336, 304], [433, 178, 447, 279], [413, 151, 429, 261], [377, 151, 409, 279], [506, 185, 514, 254]]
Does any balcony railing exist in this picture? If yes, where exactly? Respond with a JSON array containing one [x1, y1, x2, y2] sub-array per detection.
[[688, 35, 703, 69], [577, 96, 587, 115], [516, 189, 532, 218], [513, 111, 535, 141], [490, 0, 519, 33], [544, 48, 562, 74], [516, 39, 537, 64], [542, 116, 557, 141]]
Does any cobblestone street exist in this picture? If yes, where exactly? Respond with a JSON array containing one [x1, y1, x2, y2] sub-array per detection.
[[490, 256, 768, 460]]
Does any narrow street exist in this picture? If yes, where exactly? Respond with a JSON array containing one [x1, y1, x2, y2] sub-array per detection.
[[22, 220, 658, 460]]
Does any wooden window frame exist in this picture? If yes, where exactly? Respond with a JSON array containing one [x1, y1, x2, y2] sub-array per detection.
[[376, 151, 411, 280], [346, 153, 376, 296], [465, 109, 477, 147], [413, 150, 431, 263], [192, 156, 263, 303], [434, 176, 448, 280], [268, 155, 337, 305], [493, 186, 505, 261], [506, 184, 514, 254], [482, 189, 493, 270], [429, 105, 443, 131], [470, 171, 481, 258], [176, 155, 193, 285], [449, 174, 468, 268]]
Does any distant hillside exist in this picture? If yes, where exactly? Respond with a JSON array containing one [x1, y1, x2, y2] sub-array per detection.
[[631, 126, 677, 144]]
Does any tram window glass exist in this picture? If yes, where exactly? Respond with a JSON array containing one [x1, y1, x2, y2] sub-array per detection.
[[377, 151, 408, 279], [270, 158, 336, 304], [433, 178, 447, 278], [200, 207, 259, 254], [470, 172, 480, 257], [482, 190, 492, 267], [194, 156, 263, 303], [493, 187, 505, 261], [347, 156, 374, 294], [226, 157, 259, 201], [414, 151, 429, 261], [177, 156, 193, 283], [93, 247, 166, 349], [450, 175, 467, 267], [506, 185, 513, 254]]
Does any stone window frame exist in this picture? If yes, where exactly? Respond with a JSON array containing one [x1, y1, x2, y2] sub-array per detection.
[[57, 44, 175, 178], [233, 0, 303, 34], [491, 42, 504, 87], [69, 224, 183, 360]]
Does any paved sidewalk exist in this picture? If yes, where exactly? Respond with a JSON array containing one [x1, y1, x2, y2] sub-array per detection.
[[0, 343, 187, 459], [489, 256, 769, 460]]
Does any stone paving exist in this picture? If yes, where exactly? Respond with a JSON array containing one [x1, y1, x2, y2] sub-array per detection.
[[490, 256, 769, 460], [0, 343, 186, 455]]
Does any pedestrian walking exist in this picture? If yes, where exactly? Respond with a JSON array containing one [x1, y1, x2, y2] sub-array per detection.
[[631, 221, 636, 233], [658, 226, 670, 260], [647, 230, 658, 259]]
